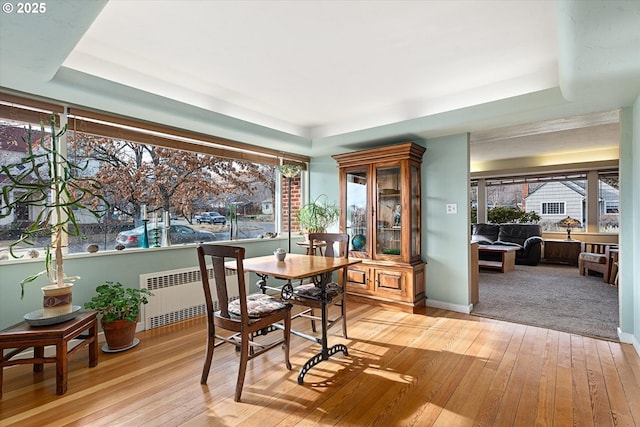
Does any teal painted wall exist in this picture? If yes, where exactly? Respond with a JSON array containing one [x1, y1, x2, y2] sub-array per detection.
[[620, 106, 636, 338], [423, 134, 471, 310], [620, 99, 640, 349], [0, 238, 302, 330], [309, 155, 341, 232], [634, 98, 640, 350]]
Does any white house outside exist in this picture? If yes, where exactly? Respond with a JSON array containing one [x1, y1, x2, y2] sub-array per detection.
[[524, 180, 619, 232]]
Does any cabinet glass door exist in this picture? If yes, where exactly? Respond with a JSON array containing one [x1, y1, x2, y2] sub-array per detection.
[[346, 169, 368, 254], [376, 166, 402, 258], [411, 165, 420, 257]]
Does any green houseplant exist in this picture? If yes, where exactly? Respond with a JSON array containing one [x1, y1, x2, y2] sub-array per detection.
[[84, 281, 154, 351], [0, 115, 108, 311], [296, 194, 340, 237]]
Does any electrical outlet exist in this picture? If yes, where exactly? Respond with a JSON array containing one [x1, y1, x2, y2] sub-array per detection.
[[446, 203, 457, 214]]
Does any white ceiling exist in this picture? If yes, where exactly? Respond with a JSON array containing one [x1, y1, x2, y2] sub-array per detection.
[[1, 1, 639, 161], [63, 1, 559, 139]]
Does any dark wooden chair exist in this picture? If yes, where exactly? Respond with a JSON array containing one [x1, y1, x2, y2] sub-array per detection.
[[578, 242, 617, 283], [291, 233, 349, 338], [197, 244, 292, 402]]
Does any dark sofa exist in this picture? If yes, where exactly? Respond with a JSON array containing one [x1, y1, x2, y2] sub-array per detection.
[[471, 223, 543, 266]]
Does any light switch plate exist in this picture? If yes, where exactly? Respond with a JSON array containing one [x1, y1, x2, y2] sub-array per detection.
[[446, 203, 457, 214]]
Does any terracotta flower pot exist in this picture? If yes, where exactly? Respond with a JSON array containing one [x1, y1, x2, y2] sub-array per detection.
[[101, 318, 137, 350]]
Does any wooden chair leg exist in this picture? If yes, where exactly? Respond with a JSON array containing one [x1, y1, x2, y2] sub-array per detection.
[[235, 332, 250, 402], [200, 328, 215, 384], [309, 308, 317, 332], [283, 314, 292, 370], [341, 295, 348, 339]]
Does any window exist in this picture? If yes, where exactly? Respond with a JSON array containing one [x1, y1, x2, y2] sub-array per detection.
[[599, 173, 619, 232], [604, 201, 619, 214], [1, 93, 308, 257], [66, 129, 280, 251], [471, 170, 618, 235], [541, 202, 566, 215]]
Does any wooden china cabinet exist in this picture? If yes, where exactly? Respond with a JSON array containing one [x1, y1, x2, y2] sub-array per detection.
[[332, 142, 426, 313]]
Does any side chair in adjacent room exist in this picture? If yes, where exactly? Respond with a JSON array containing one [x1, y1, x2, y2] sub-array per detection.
[[578, 242, 617, 283]]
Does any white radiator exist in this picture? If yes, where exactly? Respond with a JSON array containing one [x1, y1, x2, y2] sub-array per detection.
[[140, 266, 248, 330]]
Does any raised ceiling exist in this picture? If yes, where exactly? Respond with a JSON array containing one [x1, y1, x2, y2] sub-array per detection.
[[62, 0, 558, 140], [1, 1, 639, 160]]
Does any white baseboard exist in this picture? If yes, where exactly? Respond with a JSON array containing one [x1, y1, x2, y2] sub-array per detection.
[[617, 327, 634, 344], [426, 299, 473, 314], [620, 328, 640, 357]]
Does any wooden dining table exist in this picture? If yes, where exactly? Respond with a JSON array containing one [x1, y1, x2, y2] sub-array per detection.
[[225, 253, 361, 384]]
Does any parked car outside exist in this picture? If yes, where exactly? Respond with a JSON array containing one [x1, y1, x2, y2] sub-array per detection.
[[115, 223, 216, 248], [196, 211, 226, 225]]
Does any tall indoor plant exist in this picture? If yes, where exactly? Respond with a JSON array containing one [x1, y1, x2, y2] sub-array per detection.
[[296, 194, 339, 239], [0, 115, 108, 309]]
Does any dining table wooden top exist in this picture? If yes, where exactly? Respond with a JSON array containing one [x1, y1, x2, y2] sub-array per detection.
[[225, 253, 361, 280]]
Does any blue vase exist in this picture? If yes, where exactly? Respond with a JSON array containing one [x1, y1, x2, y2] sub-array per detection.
[[140, 221, 149, 248]]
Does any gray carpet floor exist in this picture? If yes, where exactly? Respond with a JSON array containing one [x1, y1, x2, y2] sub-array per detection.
[[471, 263, 619, 341]]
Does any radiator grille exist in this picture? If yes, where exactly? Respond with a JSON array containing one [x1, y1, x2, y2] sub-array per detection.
[[140, 266, 245, 330]]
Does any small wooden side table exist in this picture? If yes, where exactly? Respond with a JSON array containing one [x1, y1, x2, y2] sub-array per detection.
[[478, 245, 519, 273], [0, 310, 98, 397], [543, 239, 582, 266]]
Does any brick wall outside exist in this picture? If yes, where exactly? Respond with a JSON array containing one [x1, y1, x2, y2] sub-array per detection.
[[281, 175, 301, 232]]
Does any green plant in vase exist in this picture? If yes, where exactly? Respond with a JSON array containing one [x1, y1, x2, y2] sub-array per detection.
[[0, 115, 108, 314], [296, 194, 339, 238]]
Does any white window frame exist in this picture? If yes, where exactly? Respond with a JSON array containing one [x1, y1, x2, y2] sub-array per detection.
[[604, 200, 619, 215], [541, 201, 566, 216]]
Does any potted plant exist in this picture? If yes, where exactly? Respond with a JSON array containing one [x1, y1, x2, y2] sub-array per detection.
[[296, 194, 340, 239], [84, 281, 154, 351], [0, 115, 108, 315]]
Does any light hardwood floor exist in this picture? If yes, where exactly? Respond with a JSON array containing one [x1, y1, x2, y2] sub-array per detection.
[[1, 302, 639, 426]]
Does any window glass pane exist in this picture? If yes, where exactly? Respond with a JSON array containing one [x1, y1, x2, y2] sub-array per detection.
[[478, 179, 587, 232], [599, 175, 619, 233], [411, 165, 419, 257], [1, 117, 57, 256], [376, 166, 401, 257], [67, 131, 276, 251], [487, 183, 524, 211], [470, 183, 478, 223], [530, 180, 585, 232], [484, 183, 541, 224], [346, 169, 368, 254]]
